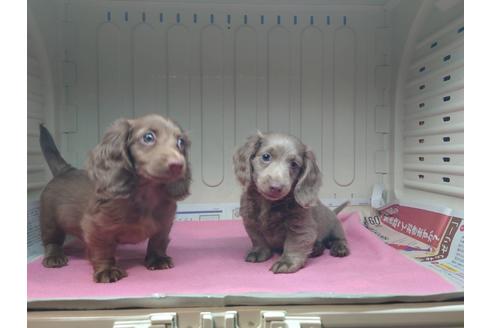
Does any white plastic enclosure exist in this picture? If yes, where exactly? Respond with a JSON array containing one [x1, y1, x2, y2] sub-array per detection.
[[27, 0, 464, 214]]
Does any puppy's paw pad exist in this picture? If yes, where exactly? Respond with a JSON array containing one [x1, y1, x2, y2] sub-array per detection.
[[270, 259, 301, 274], [245, 249, 272, 263], [330, 242, 350, 257], [42, 255, 68, 268], [94, 267, 127, 283], [145, 256, 174, 270]]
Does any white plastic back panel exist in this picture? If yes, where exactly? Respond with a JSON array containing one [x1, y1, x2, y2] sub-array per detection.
[[396, 2, 463, 211], [52, 0, 390, 204]]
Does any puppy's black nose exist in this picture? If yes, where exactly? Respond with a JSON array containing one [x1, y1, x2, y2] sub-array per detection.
[[168, 162, 184, 175]]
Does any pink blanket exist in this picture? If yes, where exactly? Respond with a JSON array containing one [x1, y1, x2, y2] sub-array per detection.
[[27, 212, 456, 300]]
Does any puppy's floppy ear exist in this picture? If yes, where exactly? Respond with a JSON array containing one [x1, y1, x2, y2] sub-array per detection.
[[294, 150, 321, 208], [165, 133, 192, 200], [86, 118, 135, 199], [233, 132, 263, 189]]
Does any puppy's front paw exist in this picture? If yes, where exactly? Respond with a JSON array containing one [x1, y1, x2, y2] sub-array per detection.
[[270, 257, 303, 274], [329, 240, 350, 257], [145, 255, 174, 270], [94, 266, 128, 283], [42, 255, 68, 268], [245, 248, 272, 263]]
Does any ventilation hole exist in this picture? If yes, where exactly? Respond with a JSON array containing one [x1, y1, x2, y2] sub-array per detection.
[[142, 12, 146, 22], [443, 136, 451, 142], [442, 177, 450, 183], [419, 103, 425, 108], [310, 16, 314, 25], [443, 54, 451, 62], [227, 14, 231, 25], [326, 16, 330, 25], [343, 16, 347, 25], [419, 156, 425, 162], [419, 120, 425, 126], [293, 15, 298, 25], [443, 75, 451, 82], [244, 14, 248, 24], [457, 26, 464, 33], [160, 13, 164, 23], [193, 13, 197, 23], [210, 14, 214, 24], [106, 11, 111, 21], [443, 96, 451, 102], [418, 138, 425, 144], [419, 66, 426, 72], [176, 13, 181, 23], [431, 41, 438, 48], [125, 11, 129, 22], [277, 15, 281, 25], [419, 84, 426, 90], [261, 15, 265, 24], [443, 116, 451, 122], [418, 174, 425, 179], [443, 157, 450, 162]]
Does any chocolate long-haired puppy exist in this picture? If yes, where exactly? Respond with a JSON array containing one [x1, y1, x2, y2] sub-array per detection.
[[233, 132, 350, 274], [39, 114, 191, 283]]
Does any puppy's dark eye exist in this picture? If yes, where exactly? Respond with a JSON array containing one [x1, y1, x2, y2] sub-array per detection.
[[142, 131, 156, 145], [261, 153, 271, 162], [290, 161, 300, 170], [177, 137, 185, 151]]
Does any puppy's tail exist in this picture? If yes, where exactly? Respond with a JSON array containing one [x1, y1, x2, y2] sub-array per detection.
[[333, 201, 350, 215], [39, 124, 73, 177]]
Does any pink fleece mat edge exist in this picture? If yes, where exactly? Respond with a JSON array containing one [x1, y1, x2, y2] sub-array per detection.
[[27, 212, 456, 301]]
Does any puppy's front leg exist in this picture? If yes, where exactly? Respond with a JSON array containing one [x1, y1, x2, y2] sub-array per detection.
[[88, 241, 127, 283], [270, 219, 317, 274], [145, 220, 174, 270], [243, 220, 273, 263]]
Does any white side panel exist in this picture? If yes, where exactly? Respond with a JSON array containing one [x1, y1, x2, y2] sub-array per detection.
[[27, 2, 60, 201], [201, 25, 225, 187], [133, 22, 164, 117], [393, 0, 464, 212], [300, 27, 323, 171], [234, 26, 258, 144], [333, 26, 356, 187], [167, 25, 191, 129], [267, 26, 291, 134], [56, 1, 387, 204]]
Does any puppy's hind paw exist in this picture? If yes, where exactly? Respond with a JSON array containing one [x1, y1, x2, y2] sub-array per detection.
[[94, 266, 128, 283], [245, 248, 272, 263], [329, 241, 350, 257], [145, 255, 174, 270], [42, 255, 68, 268]]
